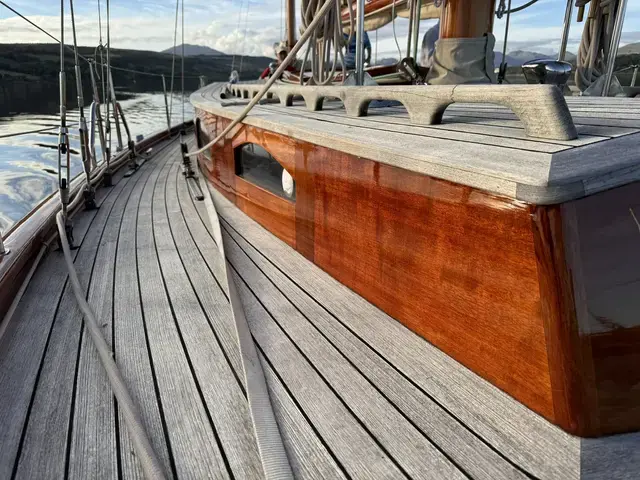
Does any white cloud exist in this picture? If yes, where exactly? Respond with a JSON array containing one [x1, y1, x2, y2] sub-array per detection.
[[0, 0, 639, 60]]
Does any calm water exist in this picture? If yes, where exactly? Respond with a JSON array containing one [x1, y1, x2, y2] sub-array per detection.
[[0, 92, 193, 234]]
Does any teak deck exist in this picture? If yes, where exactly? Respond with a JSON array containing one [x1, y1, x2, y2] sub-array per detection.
[[0, 137, 639, 479], [191, 83, 640, 439]]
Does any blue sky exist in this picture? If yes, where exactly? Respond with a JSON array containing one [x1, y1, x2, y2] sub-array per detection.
[[1, 0, 639, 59]]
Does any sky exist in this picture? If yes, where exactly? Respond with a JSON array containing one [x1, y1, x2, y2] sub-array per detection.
[[0, 0, 639, 60]]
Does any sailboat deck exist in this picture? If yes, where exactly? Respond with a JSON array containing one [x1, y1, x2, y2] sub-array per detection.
[[192, 83, 640, 204], [1, 137, 639, 479]]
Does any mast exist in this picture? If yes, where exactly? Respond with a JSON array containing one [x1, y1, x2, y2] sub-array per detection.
[[286, 0, 296, 48], [439, 0, 495, 38]]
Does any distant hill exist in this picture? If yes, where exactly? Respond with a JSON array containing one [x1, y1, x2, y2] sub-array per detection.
[[619, 42, 640, 55], [162, 44, 225, 56], [495, 50, 577, 66], [0, 43, 271, 115]]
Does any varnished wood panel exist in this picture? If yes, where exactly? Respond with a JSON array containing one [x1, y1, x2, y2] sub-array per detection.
[[195, 108, 640, 437], [305, 145, 554, 422], [235, 177, 296, 248], [196, 112, 297, 248], [440, 0, 495, 38]]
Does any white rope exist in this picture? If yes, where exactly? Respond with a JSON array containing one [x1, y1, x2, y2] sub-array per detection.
[[391, 0, 402, 60], [197, 166, 294, 480], [56, 210, 167, 480], [300, 0, 351, 85], [575, 0, 620, 91], [186, 0, 337, 158]]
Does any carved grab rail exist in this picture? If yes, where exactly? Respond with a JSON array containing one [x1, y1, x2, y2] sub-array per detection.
[[227, 84, 578, 141]]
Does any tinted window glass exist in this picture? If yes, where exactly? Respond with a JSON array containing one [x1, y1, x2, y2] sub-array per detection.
[[235, 144, 295, 200]]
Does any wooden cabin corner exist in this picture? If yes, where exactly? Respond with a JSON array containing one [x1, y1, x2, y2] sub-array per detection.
[[193, 90, 640, 439]]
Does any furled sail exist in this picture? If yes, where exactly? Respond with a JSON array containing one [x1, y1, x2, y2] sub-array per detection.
[[341, 0, 439, 33]]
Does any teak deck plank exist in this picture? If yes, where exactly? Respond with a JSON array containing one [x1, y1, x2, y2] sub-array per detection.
[[224, 232, 467, 479], [231, 271, 410, 478], [157, 160, 262, 479], [67, 158, 147, 479], [113, 147, 174, 479], [3, 132, 640, 479], [6, 177, 125, 480], [136, 144, 230, 479]]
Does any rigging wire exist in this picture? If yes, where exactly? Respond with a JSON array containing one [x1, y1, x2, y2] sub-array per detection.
[[181, 0, 185, 125], [187, 0, 338, 158], [391, 0, 402, 60], [0, 1, 206, 80], [496, 0, 540, 18], [169, 0, 180, 123], [230, 0, 244, 74], [239, 0, 251, 74]]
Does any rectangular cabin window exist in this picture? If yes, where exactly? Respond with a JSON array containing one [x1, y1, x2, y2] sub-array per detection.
[[235, 143, 295, 201]]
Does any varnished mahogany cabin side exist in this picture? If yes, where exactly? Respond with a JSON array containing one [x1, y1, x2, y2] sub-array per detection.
[[194, 109, 640, 437]]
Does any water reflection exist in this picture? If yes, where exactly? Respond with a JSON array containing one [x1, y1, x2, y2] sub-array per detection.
[[0, 92, 193, 233]]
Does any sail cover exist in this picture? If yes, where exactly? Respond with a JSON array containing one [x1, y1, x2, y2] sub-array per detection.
[[341, 0, 439, 33]]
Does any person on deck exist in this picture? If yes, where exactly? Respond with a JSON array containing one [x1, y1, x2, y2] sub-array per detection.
[[343, 31, 371, 70], [419, 21, 440, 68], [259, 41, 296, 79]]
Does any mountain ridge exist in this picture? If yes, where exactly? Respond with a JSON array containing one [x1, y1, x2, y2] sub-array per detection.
[[161, 44, 225, 56]]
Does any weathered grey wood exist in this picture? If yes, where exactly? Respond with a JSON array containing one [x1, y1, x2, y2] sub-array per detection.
[[222, 221, 528, 480], [172, 165, 240, 376], [136, 143, 230, 479], [229, 271, 409, 479], [223, 228, 475, 479], [230, 83, 579, 140], [21, 169, 142, 480], [1, 175, 124, 480], [113, 147, 175, 479], [259, 104, 572, 153], [156, 160, 262, 479], [382, 106, 640, 137], [193, 83, 640, 203], [443, 106, 640, 127], [68, 156, 153, 480], [292, 102, 606, 146], [210, 187, 581, 479], [258, 351, 349, 480], [581, 433, 640, 480]]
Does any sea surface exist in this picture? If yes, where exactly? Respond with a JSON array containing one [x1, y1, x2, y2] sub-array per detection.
[[0, 92, 193, 234]]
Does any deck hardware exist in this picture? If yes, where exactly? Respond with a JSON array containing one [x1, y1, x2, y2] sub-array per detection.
[[398, 57, 425, 84], [181, 133, 204, 201], [162, 74, 172, 133]]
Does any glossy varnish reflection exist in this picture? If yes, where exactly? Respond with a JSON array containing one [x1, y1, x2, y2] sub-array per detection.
[[195, 108, 640, 437], [439, 0, 495, 38]]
